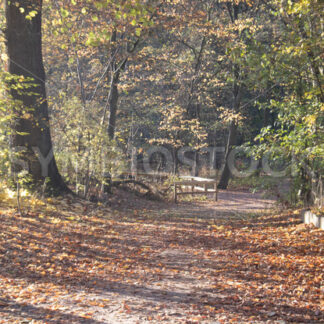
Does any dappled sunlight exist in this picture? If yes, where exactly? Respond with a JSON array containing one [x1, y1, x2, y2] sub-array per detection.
[[0, 197, 323, 323]]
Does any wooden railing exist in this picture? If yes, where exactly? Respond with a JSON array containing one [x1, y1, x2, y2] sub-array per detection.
[[173, 176, 218, 203]]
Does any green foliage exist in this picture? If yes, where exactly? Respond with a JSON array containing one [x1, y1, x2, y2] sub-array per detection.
[[0, 72, 37, 178], [249, 0, 324, 203], [52, 96, 127, 193]]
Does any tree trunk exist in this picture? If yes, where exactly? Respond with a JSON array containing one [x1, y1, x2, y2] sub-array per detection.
[[218, 121, 238, 189], [5, 0, 67, 193], [192, 151, 199, 177], [173, 148, 177, 175], [218, 63, 241, 189], [106, 29, 131, 140], [107, 71, 120, 140], [218, 3, 241, 190]]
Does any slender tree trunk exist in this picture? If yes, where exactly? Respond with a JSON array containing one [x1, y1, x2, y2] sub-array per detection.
[[192, 151, 199, 177], [107, 71, 120, 140], [218, 3, 242, 190], [107, 54, 128, 140], [218, 121, 238, 189], [5, 0, 67, 193], [218, 62, 241, 189], [106, 29, 131, 140]]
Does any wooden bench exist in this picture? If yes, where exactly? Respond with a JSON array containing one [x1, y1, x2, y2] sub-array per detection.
[[173, 176, 218, 203]]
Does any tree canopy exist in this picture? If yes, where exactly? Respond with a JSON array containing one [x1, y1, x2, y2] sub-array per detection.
[[0, 0, 322, 202]]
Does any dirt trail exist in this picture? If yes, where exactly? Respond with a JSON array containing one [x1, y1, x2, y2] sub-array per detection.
[[0, 191, 323, 324], [109, 189, 276, 219]]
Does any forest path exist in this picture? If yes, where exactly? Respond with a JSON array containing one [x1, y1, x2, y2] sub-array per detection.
[[109, 189, 276, 219], [0, 191, 322, 323]]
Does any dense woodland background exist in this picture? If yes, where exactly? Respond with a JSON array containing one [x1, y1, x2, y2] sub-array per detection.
[[0, 0, 323, 205], [0, 2, 323, 323]]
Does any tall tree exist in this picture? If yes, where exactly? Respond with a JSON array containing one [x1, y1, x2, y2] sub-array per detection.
[[5, 0, 67, 192], [217, 2, 244, 189]]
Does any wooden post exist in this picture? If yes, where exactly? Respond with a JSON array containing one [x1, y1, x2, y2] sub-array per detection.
[[174, 184, 177, 203]]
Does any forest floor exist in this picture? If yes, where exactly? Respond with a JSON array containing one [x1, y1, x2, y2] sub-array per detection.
[[0, 189, 323, 323]]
